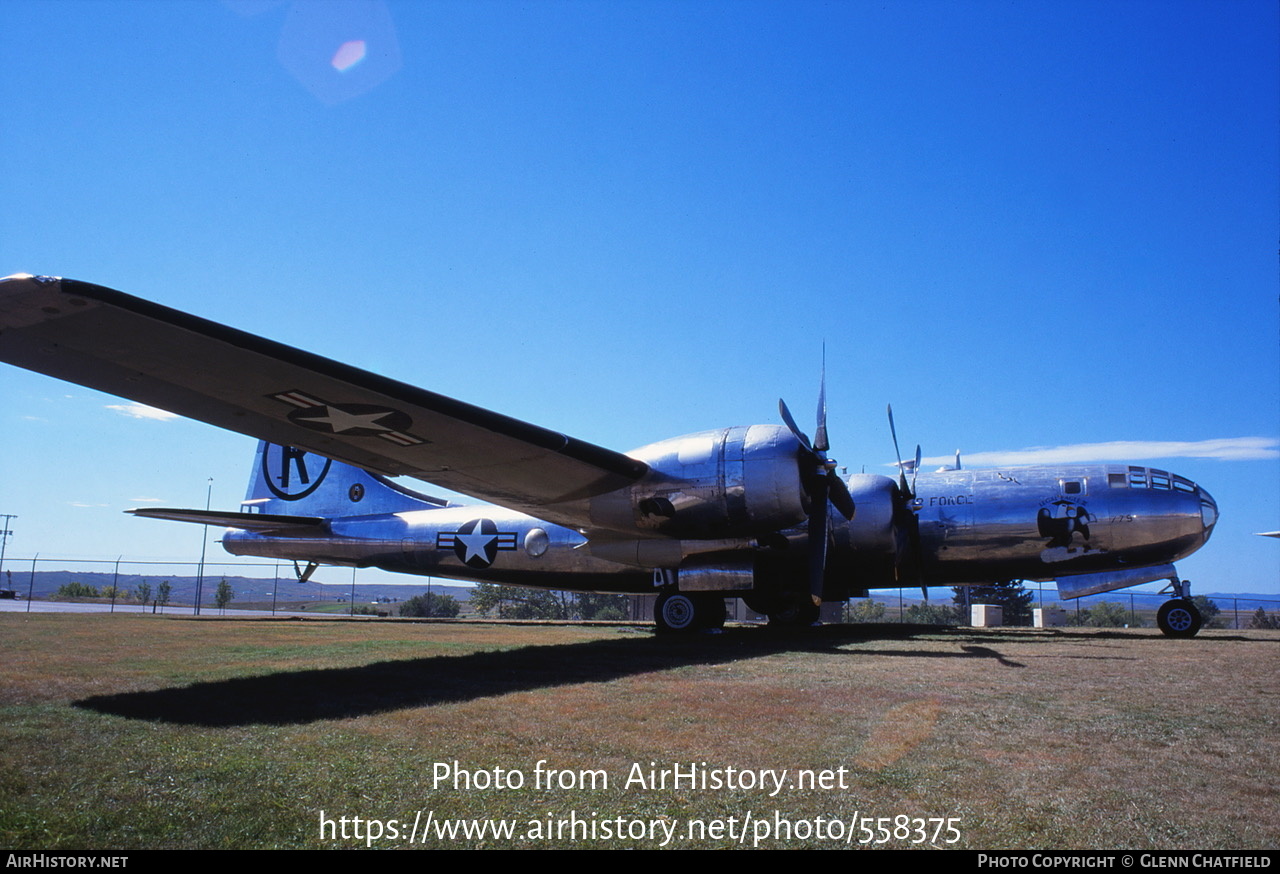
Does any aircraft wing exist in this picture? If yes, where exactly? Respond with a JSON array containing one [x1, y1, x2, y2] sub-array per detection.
[[0, 275, 648, 526]]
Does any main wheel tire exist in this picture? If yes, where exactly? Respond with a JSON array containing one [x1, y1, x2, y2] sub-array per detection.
[[654, 591, 699, 633], [693, 593, 726, 630], [742, 591, 784, 618], [768, 598, 821, 627], [1157, 598, 1202, 638]]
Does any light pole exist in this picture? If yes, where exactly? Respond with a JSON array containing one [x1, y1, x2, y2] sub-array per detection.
[[26, 553, 37, 613], [194, 478, 212, 615], [0, 514, 16, 586], [110, 555, 121, 613], [349, 566, 357, 616]]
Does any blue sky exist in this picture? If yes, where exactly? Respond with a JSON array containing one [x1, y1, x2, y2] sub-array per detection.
[[2, 0, 1276, 595]]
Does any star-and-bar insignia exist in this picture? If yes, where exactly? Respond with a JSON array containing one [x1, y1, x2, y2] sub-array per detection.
[[437, 518, 519, 568], [270, 390, 426, 446]]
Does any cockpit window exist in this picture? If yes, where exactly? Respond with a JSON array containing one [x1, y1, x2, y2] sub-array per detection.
[[1108, 473, 1127, 487], [1125, 466, 1196, 493]]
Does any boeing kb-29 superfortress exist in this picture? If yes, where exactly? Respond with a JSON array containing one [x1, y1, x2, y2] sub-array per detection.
[[0, 275, 1218, 636]]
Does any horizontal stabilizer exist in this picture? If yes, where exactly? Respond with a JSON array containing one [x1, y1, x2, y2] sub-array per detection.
[[128, 507, 329, 536]]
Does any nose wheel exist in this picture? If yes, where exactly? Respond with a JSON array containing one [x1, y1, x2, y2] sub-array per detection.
[[1157, 599, 1201, 638]]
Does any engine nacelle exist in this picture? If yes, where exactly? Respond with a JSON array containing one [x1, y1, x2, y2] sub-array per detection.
[[588, 425, 808, 539]]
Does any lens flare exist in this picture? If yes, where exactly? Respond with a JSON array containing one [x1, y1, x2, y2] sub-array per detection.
[[331, 39, 366, 72]]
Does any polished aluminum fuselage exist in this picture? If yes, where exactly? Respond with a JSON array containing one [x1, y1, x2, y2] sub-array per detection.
[[831, 465, 1214, 589], [224, 428, 1217, 599]]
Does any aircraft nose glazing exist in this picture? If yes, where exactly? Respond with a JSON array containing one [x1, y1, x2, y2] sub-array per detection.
[[1197, 486, 1218, 534]]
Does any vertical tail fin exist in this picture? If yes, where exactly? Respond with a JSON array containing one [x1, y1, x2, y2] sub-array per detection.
[[242, 441, 448, 517]]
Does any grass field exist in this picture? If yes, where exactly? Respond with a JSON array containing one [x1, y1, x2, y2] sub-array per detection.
[[0, 613, 1275, 850]]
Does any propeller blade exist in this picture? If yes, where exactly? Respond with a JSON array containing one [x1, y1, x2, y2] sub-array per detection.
[[814, 350, 829, 453], [885, 405, 924, 587], [888, 404, 910, 496], [778, 398, 812, 451], [782, 363, 847, 610], [807, 477, 830, 606], [827, 470, 856, 520]]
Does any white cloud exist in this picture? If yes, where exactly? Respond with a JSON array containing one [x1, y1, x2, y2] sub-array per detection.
[[912, 437, 1280, 468], [105, 403, 179, 421]]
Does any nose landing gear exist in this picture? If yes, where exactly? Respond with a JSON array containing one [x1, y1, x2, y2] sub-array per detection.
[[1156, 578, 1201, 638], [1157, 599, 1201, 638]]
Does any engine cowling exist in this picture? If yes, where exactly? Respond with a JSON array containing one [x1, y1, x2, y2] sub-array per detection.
[[588, 425, 809, 539]]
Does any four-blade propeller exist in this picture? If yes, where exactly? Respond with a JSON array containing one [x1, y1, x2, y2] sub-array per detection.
[[777, 384, 933, 613], [778, 366, 856, 608]]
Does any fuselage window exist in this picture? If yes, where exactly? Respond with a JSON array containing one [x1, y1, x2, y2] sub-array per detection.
[[1061, 479, 1085, 495], [1108, 473, 1127, 488]]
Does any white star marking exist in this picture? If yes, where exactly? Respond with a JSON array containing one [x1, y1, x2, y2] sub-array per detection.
[[297, 406, 393, 433], [457, 524, 498, 563]]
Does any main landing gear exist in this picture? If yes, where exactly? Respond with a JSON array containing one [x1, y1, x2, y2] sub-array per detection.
[[741, 591, 821, 627], [1156, 578, 1201, 638], [654, 591, 726, 634]]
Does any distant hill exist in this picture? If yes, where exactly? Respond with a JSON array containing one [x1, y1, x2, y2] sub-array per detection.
[[2, 570, 471, 607]]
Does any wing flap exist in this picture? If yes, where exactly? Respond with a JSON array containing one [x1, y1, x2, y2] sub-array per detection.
[[0, 275, 648, 524]]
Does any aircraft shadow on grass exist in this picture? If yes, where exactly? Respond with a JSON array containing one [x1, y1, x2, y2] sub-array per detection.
[[73, 624, 1056, 727]]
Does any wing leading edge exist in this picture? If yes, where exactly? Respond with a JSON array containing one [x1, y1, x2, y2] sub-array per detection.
[[0, 274, 648, 528]]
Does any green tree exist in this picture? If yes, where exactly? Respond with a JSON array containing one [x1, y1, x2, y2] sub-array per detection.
[[399, 592, 461, 618], [468, 582, 506, 617], [904, 602, 962, 625], [1086, 601, 1129, 627], [590, 603, 627, 621], [1191, 595, 1222, 629], [1247, 607, 1280, 630], [574, 592, 630, 620], [953, 581, 1034, 626], [844, 598, 886, 623], [134, 581, 151, 608], [469, 583, 565, 619], [55, 581, 100, 599], [214, 578, 234, 613], [156, 580, 172, 613], [503, 588, 564, 619]]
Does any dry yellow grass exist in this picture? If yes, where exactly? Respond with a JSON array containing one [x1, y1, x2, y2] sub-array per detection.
[[0, 614, 1275, 849]]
